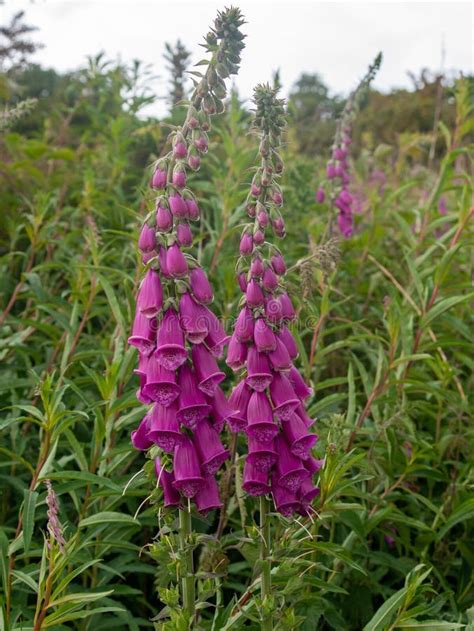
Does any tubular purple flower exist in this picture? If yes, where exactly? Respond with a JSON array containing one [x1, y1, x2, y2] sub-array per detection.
[[271, 481, 300, 517], [226, 334, 248, 371], [242, 460, 270, 496], [315, 187, 325, 203], [240, 233, 254, 256], [257, 210, 269, 227], [137, 268, 163, 319], [192, 343, 225, 396], [246, 391, 279, 443], [143, 354, 181, 406], [288, 366, 313, 401], [176, 222, 193, 247], [179, 293, 209, 344], [186, 197, 200, 220], [270, 372, 299, 421], [204, 317, 230, 358], [128, 309, 156, 354], [298, 478, 320, 507], [227, 381, 251, 432], [338, 212, 353, 238], [262, 267, 278, 291], [279, 293, 296, 320], [235, 306, 254, 342], [131, 414, 153, 450], [173, 140, 187, 159], [326, 163, 336, 179], [138, 223, 157, 253], [268, 336, 292, 371], [156, 204, 173, 232], [274, 434, 309, 492], [247, 436, 278, 472], [271, 253, 286, 276], [155, 308, 187, 371], [246, 347, 273, 392], [250, 257, 264, 278], [148, 402, 183, 453], [209, 386, 236, 433], [265, 296, 283, 324], [172, 166, 187, 188], [282, 413, 318, 459], [173, 435, 203, 498], [246, 279, 265, 308], [152, 166, 167, 189], [278, 326, 298, 360], [195, 476, 222, 515], [159, 246, 170, 278], [304, 455, 324, 474], [176, 363, 211, 429], [155, 457, 181, 508], [295, 403, 316, 428], [254, 318, 277, 352], [169, 192, 188, 218], [237, 272, 248, 293], [189, 267, 213, 304], [167, 243, 188, 278], [194, 418, 230, 475]]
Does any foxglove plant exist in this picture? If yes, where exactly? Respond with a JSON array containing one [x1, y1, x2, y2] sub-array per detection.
[[316, 53, 382, 237], [127, 7, 245, 619], [227, 85, 321, 629]]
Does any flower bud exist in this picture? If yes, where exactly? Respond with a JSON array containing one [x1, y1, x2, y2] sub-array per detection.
[[173, 133, 187, 159], [176, 222, 193, 247], [315, 187, 325, 203], [326, 163, 336, 179], [138, 223, 156, 253], [194, 133, 209, 154], [253, 229, 264, 246], [250, 257, 264, 278], [185, 197, 200, 221], [271, 253, 286, 275], [257, 210, 269, 227], [240, 233, 254, 256], [237, 272, 248, 293], [169, 193, 188, 218], [156, 204, 173, 232], [172, 164, 186, 188], [262, 266, 278, 291], [187, 148, 201, 171], [152, 164, 167, 189], [272, 217, 285, 237], [247, 204, 256, 218]]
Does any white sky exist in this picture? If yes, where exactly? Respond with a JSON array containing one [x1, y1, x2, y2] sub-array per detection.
[[1, 0, 473, 116]]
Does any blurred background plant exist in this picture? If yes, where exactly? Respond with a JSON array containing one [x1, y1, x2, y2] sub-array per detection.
[[0, 10, 473, 631]]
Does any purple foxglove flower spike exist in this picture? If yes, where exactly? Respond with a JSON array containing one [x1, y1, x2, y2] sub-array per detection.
[[246, 391, 279, 443], [189, 267, 214, 304], [128, 309, 156, 354], [176, 363, 211, 429], [192, 343, 225, 396], [194, 418, 230, 475], [138, 223, 157, 253], [270, 372, 299, 421], [195, 476, 222, 515], [173, 435, 203, 498], [274, 434, 309, 492], [246, 347, 273, 392], [137, 268, 163, 319], [148, 402, 183, 453], [155, 308, 187, 371], [143, 355, 181, 406], [155, 457, 181, 508], [242, 460, 270, 496]]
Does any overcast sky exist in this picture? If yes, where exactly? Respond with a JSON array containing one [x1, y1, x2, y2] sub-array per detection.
[[1, 0, 473, 115]]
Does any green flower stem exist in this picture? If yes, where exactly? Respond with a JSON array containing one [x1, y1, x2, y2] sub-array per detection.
[[260, 495, 272, 630], [179, 505, 195, 620]]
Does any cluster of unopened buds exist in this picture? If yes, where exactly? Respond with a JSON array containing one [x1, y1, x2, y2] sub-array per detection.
[[128, 7, 245, 515], [227, 85, 322, 517]]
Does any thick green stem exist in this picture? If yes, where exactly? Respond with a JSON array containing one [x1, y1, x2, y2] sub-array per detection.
[[179, 505, 195, 620], [260, 495, 272, 630]]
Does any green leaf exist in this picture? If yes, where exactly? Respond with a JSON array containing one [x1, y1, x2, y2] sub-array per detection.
[[363, 586, 408, 631], [421, 294, 473, 328], [78, 511, 139, 529], [437, 498, 474, 539]]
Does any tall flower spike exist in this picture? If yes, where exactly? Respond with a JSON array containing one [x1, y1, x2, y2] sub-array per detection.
[[227, 84, 320, 518], [129, 8, 246, 519], [316, 52, 382, 237]]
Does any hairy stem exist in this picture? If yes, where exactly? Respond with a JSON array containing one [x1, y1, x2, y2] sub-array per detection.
[[179, 505, 195, 620]]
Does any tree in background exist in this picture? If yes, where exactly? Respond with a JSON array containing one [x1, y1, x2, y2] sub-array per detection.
[[163, 39, 191, 109]]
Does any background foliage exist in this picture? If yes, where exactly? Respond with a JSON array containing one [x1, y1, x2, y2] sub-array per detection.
[[1, 11, 473, 631]]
